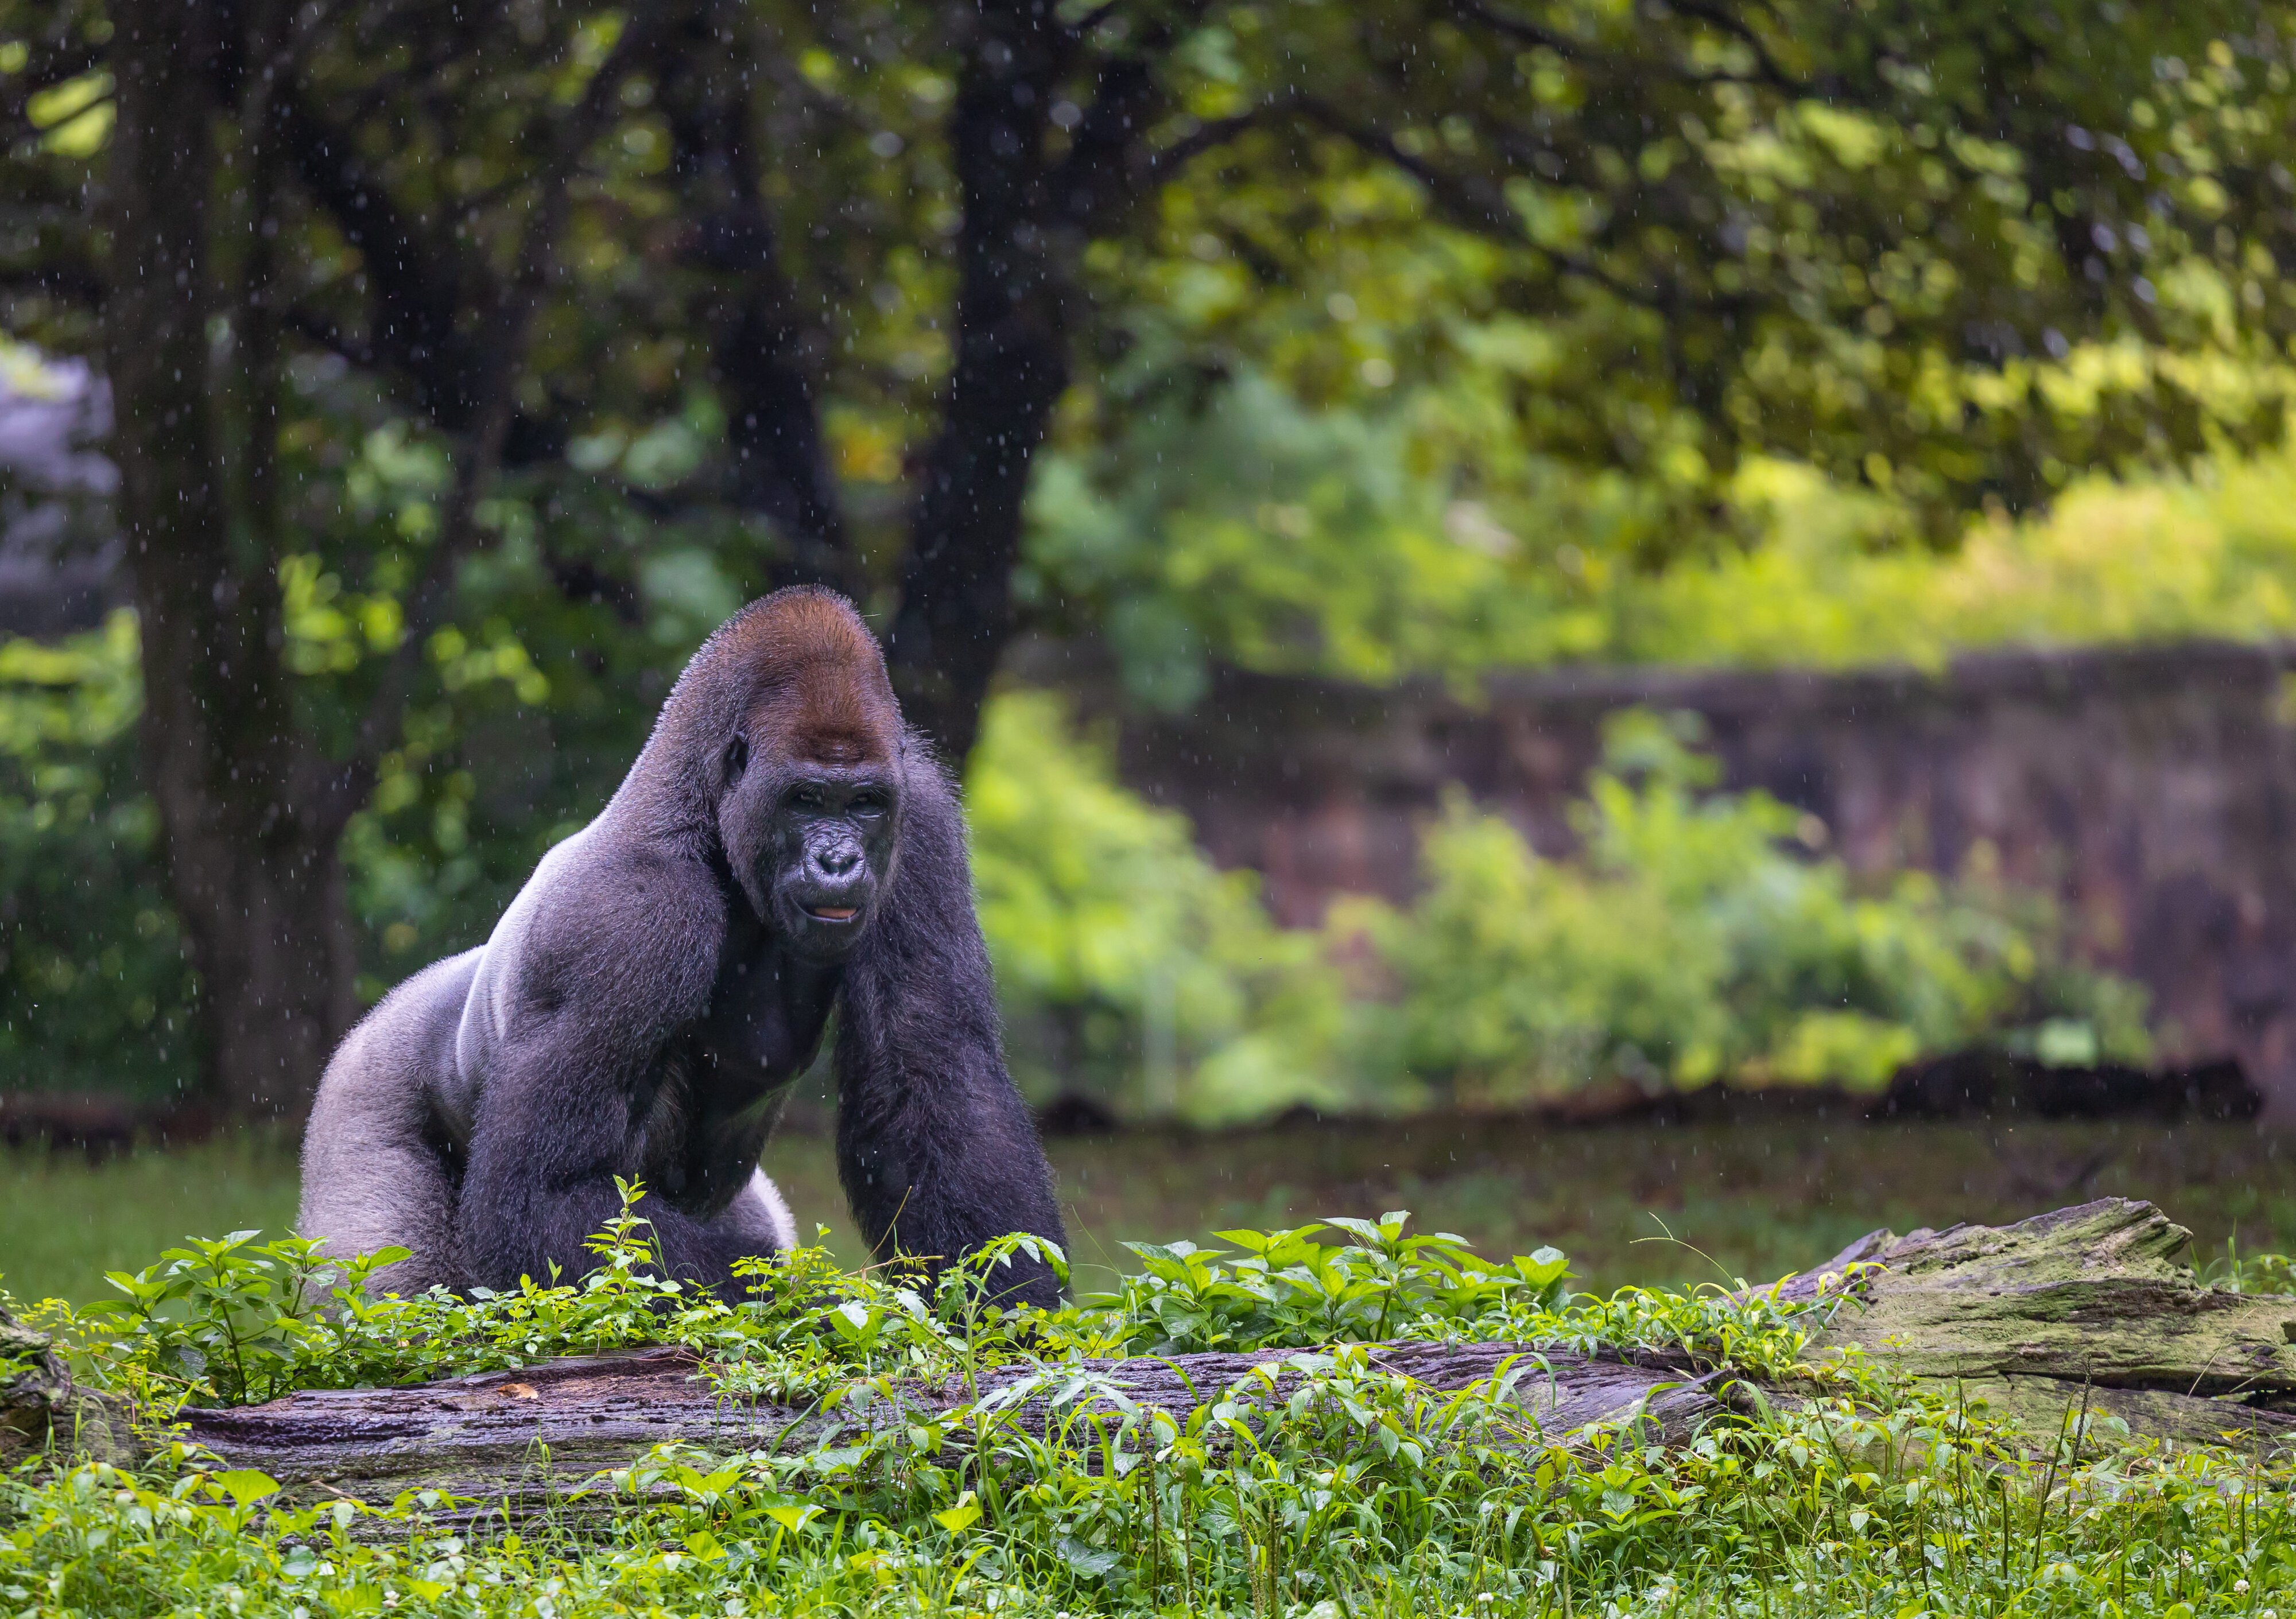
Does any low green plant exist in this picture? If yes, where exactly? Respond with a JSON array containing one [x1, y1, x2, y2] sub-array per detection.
[[10, 1196, 2296, 1618], [2199, 1236, 2296, 1296], [1072, 1213, 1573, 1356]]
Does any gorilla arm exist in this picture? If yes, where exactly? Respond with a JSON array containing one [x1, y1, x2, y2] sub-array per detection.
[[453, 842, 759, 1294], [833, 752, 1066, 1309]]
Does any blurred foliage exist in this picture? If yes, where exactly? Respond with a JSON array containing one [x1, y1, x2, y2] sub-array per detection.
[[1618, 446, 2296, 667], [968, 692, 1350, 1124], [7, 0, 2295, 621], [0, 613, 195, 1094], [975, 697, 2149, 1121], [1336, 711, 2152, 1110], [1022, 366, 1601, 708], [0, 616, 2155, 1121], [1026, 357, 2296, 700]]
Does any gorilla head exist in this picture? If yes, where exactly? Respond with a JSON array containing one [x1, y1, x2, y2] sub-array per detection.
[[709, 591, 906, 961]]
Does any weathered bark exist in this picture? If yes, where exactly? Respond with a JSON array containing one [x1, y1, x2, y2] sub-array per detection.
[[148, 1198, 2296, 1517], [1798, 1197, 2296, 1447], [0, 1306, 138, 1468]]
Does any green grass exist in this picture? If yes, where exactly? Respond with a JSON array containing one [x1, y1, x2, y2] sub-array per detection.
[[7, 1110, 2293, 1306]]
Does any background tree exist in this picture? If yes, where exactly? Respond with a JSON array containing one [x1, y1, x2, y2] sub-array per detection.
[[0, 0, 2288, 1113]]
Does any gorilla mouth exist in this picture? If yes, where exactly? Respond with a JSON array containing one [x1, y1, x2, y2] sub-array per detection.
[[806, 906, 859, 922]]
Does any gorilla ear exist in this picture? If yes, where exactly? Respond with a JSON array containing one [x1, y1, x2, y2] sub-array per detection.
[[723, 732, 750, 788]]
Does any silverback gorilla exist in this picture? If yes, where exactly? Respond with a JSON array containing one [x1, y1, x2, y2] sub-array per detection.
[[298, 588, 1065, 1307]]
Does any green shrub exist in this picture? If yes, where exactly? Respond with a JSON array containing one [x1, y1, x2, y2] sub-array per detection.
[[1341, 711, 2152, 1106], [1616, 448, 2296, 669], [10, 1201, 2296, 1619], [967, 691, 1354, 1125]]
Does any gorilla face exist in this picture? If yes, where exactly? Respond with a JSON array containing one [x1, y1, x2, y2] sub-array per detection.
[[718, 731, 901, 960]]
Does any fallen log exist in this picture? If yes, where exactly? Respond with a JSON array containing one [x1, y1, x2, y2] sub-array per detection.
[[1798, 1197, 2296, 1448], [13, 1197, 2296, 1511], [183, 1340, 1719, 1517], [0, 1306, 138, 1469]]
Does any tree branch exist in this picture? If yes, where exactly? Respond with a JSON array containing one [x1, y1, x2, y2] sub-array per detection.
[[1297, 97, 1737, 318], [1443, 0, 1800, 92], [1665, 0, 1810, 94]]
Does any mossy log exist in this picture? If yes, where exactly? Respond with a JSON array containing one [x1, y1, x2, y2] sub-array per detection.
[[1796, 1197, 2296, 1449], [9, 1198, 2289, 1509], [0, 1304, 138, 1468]]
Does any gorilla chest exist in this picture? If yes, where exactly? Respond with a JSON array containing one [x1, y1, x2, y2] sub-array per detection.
[[687, 949, 840, 1092], [626, 949, 839, 1209]]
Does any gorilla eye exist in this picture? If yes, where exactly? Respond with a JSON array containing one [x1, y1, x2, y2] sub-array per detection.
[[723, 734, 749, 784], [790, 783, 825, 810], [851, 791, 888, 817]]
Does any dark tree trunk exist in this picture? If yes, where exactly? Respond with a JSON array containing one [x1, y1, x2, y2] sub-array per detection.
[[107, 0, 346, 1119], [657, 2, 856, 596], [883, 2, 1076, 762]]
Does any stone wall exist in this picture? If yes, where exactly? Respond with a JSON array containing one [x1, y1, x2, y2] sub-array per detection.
[[1109, 640, 2296, 1120]]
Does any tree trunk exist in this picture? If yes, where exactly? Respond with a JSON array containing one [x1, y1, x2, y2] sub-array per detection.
[[883, 1, 1076, 762], [107, 0, 344, 1119], [47, 1198, 2275, 1522], [154, 825, 346, 1119]]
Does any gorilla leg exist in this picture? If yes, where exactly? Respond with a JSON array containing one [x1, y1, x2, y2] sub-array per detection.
[[706, 1168, 798, 1263], [298, 954, 478, 1296]]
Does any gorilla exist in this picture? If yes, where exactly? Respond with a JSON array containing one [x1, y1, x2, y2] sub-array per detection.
[[298, 587, 1065, 1308]]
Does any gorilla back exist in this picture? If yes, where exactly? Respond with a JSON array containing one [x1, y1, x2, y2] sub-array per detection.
[[300, 588, 1065, 1307]]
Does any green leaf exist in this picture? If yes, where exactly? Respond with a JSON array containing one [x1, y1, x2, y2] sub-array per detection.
[[933, 1495, 983, 1533], [208, 1470, 281, 1508], [764, 1504, 823, 1534], [1057, 1536, 1123, 1578]]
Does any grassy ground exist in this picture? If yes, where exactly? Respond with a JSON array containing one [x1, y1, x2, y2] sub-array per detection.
[[7, 1106, 2295, 1305]]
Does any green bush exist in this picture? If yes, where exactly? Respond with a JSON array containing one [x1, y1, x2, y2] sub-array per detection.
[[1341, 711, 2152, 1107], [967, 692, 1354, 1125], [1029, 352, 2296, 693], [1613, 448, 2296, 669]]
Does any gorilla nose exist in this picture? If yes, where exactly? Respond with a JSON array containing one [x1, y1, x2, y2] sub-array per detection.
[[815, 844, 860, 878]]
